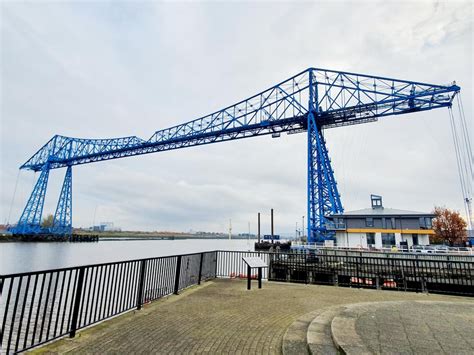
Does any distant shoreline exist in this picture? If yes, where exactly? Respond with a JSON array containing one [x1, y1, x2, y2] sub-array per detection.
[[0, 233, 259, 242]]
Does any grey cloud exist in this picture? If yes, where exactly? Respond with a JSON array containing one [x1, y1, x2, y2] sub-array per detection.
[[1, 1, 472, 234]]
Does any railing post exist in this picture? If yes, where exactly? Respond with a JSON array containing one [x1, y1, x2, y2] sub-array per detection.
[[214, 251, 218, 278], [136, 260, 147, 310], [69, 267, 85, 338], [198, 253, 204, 285], [247, 265, 251, 290], [304, 253, 308, 284], [174, 255, 182, 295], [412, 258, 418, 292]]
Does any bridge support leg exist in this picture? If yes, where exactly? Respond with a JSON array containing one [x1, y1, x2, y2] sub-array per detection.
[[52, 166, 73, 236], [13, 164, 51, 234], [307, 70, 343, 243]]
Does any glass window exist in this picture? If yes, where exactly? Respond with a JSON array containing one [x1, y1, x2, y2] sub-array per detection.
[[366, 233, 375, 245], [366, 217, 374, 227], [419, 217, 426, 228], [381, 233, 396, 247], [384, 218, 394, 229], [412, 234, 418, 246], [419, 217, 432, 229], [425, 217, 432, 228]]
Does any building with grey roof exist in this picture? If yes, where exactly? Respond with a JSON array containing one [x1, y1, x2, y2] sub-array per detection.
[[327, 195, 435, 249]]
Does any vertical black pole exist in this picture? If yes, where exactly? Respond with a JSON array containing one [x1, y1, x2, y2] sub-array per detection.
[[247, 265, 251, 290], [271, 208, 274, 244], [174, 255, 182, 295], [198, 253, 204, 285], [257, 212, 261, 244], [69, 267, 85, 338], [258, 267, 262, 289], [136, 260, 147, 310], [214, 251, 218, 278]]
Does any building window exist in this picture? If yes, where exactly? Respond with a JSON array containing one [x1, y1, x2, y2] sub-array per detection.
[[412, 234, 418, 246], [366, 233, 375, 246], [425, 217, 432, 228], [366, 217, 374, 227], [381, 233, 396, 247], [419, 217, 433, 229], [383, 218, 396, 229]]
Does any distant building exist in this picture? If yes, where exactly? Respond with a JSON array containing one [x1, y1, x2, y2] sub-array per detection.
[[91, 222, 121, 232], [327, 195, 434, 249]]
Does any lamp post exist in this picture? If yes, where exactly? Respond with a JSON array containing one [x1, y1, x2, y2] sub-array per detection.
[[302, 215, 305, 240]]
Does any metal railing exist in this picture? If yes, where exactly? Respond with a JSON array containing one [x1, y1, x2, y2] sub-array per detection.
[[217, 250, 474, 295], [0, 251, 217, 354], [1, 249, 473, 353], [291, 242, 474, 256]]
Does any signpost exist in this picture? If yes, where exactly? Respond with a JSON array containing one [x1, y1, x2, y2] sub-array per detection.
[[263, 235, 280, 240], [242, 257, 268, 290]]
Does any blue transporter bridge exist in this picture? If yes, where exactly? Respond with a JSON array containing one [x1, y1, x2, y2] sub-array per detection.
[[10, 68, 460, 242]]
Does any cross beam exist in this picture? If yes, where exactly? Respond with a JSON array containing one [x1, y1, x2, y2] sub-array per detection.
[[12, 68, 460, 240]]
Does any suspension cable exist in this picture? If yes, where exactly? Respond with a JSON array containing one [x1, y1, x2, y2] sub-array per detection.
[[449, 108, 467, 206], [449, 103, 473, 231], [7, 169, 21, 225], [457, 94, 473, 180]]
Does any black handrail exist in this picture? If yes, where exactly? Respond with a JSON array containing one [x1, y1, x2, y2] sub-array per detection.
[[0, 251, 218, 354], [1, 249, 473, 354]]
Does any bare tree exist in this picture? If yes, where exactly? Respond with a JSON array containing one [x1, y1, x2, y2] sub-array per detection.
[[41, 214, 54, 228]]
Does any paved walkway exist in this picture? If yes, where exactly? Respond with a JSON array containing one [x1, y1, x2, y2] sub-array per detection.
[[32, 279, 474, 354], [336, 301, 474, 354]]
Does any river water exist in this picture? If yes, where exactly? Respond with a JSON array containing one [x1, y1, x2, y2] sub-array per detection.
[[0, 239, 254, 275]]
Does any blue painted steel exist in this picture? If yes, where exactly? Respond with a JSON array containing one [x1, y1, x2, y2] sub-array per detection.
[[11, 68, 460, 238], [51, 166, 73, 235], [10, 163, 50, 234], [20, 69, 459, 172], [263, 235, 280, 240]]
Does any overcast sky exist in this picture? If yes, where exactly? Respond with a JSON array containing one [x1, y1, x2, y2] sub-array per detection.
[[1, 0, 472, 235]]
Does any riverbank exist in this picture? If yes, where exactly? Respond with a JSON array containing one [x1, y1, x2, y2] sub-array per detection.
[[0, 230, 259, 242]]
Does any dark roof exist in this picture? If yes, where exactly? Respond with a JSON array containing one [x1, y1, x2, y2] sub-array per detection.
[[332, 207, 435, 217]]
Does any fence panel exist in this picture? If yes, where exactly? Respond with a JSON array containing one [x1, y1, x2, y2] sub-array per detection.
[[215, 250, 474, 296], [1, 249, 472, 354], [0, 252, 217, 354]]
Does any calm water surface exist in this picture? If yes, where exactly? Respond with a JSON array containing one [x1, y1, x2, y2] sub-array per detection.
[[0, 239, 254, 274]]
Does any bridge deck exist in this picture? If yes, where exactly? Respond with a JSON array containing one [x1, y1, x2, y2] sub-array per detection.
[[32, 279, 473, 354]]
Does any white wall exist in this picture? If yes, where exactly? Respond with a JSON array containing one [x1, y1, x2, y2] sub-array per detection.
[[400, 234, 414, 247], [336, 232, 368, 248], [335, 232, 431, 248], [418, 234, 430, 245], [374, 233, 382, 249]]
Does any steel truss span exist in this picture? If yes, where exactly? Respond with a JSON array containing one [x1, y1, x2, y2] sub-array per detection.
[[10, 68, 460, 241]]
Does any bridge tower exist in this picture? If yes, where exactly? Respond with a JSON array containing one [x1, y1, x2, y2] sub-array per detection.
[[307, 69, 344, 242], [12, 163, 51, 234], [12, 162, 73, 236], [51, 166, 73, 235]]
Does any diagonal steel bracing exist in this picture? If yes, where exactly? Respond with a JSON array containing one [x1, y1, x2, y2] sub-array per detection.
[[52, 166, 73, 235], [12, 163, 50, 234], [11, 68, 460, 237]]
